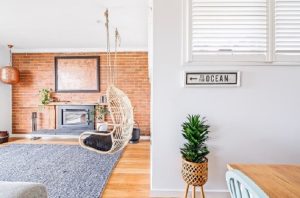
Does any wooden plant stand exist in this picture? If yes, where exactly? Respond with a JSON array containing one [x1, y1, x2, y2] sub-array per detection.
[[184, 184, 205, 198]]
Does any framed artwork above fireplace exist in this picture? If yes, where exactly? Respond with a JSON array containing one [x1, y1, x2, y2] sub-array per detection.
[[55, 56, 100, 93]]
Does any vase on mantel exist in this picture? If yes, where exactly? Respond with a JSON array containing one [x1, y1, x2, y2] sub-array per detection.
[[96, 122, 108, 132]]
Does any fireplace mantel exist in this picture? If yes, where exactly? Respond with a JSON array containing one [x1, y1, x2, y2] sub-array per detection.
[[45, 102, 107, 106]]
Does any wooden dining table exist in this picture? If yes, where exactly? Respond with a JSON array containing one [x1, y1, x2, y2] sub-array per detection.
[[227, 164, 300, 198]]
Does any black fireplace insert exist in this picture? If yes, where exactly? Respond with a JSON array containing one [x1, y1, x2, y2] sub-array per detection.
[[57, 105, 95, 130]]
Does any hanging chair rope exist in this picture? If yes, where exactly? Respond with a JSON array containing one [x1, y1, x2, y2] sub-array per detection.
[[104, 9, 112, 86], [104, 10, 121, 86], [114, 28, 121, 85]]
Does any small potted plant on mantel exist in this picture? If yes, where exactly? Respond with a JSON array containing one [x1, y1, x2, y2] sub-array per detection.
[[38, 88, 53, 111], [181, 114, 210, 198], [39, 88, 52, 105], [95, 105, 109, 132]]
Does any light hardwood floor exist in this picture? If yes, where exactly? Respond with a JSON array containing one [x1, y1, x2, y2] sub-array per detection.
[[5, 138, 150, 198]]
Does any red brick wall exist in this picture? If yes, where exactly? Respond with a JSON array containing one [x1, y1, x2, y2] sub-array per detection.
[[12, 52, 150, 136]]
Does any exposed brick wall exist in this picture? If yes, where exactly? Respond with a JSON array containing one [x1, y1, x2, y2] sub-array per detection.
[[12, 52, 150, 136]]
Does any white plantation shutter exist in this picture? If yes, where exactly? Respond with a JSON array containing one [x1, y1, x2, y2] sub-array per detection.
[[186, 0, 300, 63], [275, 0, 300, 56], [191, 0, 267, 61]]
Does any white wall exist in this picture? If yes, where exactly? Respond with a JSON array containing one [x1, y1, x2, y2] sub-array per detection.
[[150, 0, 300, 197], [0, 46, 12, 134]]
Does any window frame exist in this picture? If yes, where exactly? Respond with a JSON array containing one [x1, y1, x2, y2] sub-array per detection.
[[182, 0, 300, 66]]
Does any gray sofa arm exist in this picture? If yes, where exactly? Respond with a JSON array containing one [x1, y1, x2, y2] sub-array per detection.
[[0, 181, 48, 198]]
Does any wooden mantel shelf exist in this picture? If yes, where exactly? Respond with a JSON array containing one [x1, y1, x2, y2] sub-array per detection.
[[43, 102, 107, 106]]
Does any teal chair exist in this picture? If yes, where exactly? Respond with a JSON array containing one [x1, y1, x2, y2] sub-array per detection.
[[226, 170, 269, 198]]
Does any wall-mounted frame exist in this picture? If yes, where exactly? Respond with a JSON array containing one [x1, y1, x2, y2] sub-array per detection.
[[55, 56, 100, 93], [184, 71, 241, 87]]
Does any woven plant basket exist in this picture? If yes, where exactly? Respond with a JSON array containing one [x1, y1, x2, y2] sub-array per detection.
[[181, 158, 208, 186]]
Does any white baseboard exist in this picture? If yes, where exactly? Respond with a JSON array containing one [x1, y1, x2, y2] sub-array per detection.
[[140, 136, 151, 140], [150, 189, 229, 198]]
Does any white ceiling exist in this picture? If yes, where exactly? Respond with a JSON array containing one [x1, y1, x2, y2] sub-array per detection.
[[0, 0, 148, 50]]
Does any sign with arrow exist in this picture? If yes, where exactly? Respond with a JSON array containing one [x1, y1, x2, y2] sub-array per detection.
[[184, 71, 240, 87]]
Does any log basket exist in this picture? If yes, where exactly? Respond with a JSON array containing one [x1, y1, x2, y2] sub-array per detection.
[[182, 158, 208, 198]]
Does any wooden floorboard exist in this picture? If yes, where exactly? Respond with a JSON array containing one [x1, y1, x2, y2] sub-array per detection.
[[4, 138, 150, 198]]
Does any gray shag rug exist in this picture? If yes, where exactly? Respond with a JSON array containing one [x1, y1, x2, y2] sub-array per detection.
[[0, 144, 122, 198]]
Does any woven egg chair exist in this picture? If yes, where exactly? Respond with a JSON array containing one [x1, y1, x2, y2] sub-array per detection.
[[79, 84, 134, 154], [79, 9, 134, 154]]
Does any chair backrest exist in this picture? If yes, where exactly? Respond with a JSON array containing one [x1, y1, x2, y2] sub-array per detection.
[[226, 170, 269, 198], [106, 85, 134, 153]]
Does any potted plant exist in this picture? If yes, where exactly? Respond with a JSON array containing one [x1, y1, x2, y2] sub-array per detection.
[[180, 114, 210, 198], [95, 105, 109, 131], [38, 88, 52, 111], [39, 88, 51, 105]]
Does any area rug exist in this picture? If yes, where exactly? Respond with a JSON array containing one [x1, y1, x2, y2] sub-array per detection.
[[0, 144, 122, 198]]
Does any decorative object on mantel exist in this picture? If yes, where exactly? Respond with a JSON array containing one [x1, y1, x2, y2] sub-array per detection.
[[181, 115, 210, 198], [0, 45, 20, 84], [184, 71, 240, 87], [95, 104, 110, 131], [79, 9, 134, 155], [99, 94, 107, 104]]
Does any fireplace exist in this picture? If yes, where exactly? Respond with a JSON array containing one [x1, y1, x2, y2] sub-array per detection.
[[57, 105, 95, 130]]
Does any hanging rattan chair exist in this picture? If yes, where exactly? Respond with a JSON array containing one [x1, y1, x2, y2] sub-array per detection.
[[79, 9, 133, 154], [79, 85, 134, 154]]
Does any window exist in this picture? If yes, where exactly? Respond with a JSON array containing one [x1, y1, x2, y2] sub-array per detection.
[[275, 0, 300, 62], [184, 0, 300, 64]]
